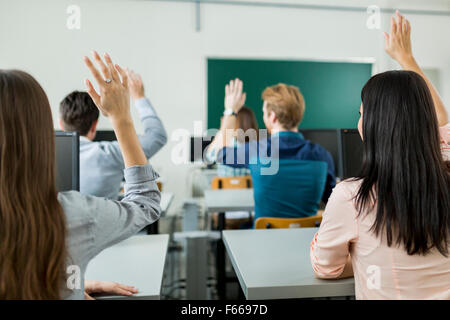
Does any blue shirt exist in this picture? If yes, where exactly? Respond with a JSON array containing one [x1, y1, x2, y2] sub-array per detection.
[[216, 131, 336, 202], [79, 98, 167, 200]]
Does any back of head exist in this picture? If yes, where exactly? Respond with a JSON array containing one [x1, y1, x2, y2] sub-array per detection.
[[0, 70, 66, 299], [262, 83, 305, 130], [356, 70, 450, 256], [60, 91, 99, 135], [236, 106, 259, 143]]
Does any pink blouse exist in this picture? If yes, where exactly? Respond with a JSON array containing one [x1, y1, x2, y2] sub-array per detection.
[[310, 124, 450, 300], [440, 123, 450, 161]]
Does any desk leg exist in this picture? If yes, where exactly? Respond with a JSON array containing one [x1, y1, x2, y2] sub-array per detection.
[[216, 212, 226, 300]]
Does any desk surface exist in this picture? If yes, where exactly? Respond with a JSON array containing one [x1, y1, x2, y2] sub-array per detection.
[[223, 228, 355, 300], [85, 234, 169, 300], [204, 189, 254, 212]]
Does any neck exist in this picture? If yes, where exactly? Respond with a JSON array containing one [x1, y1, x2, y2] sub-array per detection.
[[84, 133, 95, 141]]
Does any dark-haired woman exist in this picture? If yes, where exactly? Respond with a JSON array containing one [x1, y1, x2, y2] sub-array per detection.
[[0, 51, 161, 299], [310, 12, 449, 299]]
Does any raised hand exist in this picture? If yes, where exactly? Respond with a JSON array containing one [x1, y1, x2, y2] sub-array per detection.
[[83, 51, 130, 120], [384, 10, 413, 64], [127, 69, 145, 101], [383, 11, 448, 126], [224, 78, 246, 113], [83, 51, 147, 167]]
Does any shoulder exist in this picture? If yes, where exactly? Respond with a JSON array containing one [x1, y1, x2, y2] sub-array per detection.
[[81, 140, 121, 157], [439, 123, 450, 161], [58, 191, 102, 222], [58, 191, 98, 236], [439, 123, 450, 141], [329, 179, 361, 202], [302, 140, 333, 161]]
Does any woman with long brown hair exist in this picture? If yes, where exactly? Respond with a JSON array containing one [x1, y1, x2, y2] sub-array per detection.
[[0, 51, 161, 299]]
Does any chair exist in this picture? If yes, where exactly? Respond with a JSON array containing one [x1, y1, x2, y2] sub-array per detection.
[[249, 159, 328, 222], [254, 215, 323, 229], [210, 175, 253, 229], [211, 176, 252, 190]]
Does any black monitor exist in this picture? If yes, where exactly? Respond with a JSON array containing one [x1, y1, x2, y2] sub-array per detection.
[[55, 131, 80, 191], [190, 136, 214, 163], [300, 129, 340, 176], [338, 129, 364, 179], [94, 130, 116, 142]]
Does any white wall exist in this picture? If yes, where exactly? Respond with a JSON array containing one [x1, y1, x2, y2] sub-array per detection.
[[1, 0, 449, 211]]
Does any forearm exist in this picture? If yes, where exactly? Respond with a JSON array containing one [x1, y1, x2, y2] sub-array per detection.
[[134, 98, 168, 157], [111, 116, 147, 167], [399, 56, 448, 126], [210, 115, 236, 150], [84, 280, 100, 293]]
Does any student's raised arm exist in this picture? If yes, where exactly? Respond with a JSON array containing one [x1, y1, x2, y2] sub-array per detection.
[[127, 69, 168, 159], [80, 51, 161, 256], [207, 78, 246, 154], [84, 51, 147, 167], [384, 11, 448, 126]]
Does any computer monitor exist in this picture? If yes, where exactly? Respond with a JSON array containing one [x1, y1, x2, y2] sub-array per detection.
[[55, 131, 80, 191], [338, 129, 364, 179], [300, 129, 340, 176], [94, 130, 116, 142], [190, 136, 214, 163]]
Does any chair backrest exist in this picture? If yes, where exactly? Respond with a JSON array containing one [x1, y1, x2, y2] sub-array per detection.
[[249, 159, 327, 220], [211, 176, 252, 189], [254, 215, 323, 229]]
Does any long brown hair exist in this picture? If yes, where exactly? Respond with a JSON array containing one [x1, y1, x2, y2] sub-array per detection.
[[236, 106, 259, 143], [0, 70, 67, 299]]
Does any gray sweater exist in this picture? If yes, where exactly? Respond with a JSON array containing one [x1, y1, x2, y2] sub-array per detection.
[[58, 164, 161, 299], [80, 98, 167, 199]]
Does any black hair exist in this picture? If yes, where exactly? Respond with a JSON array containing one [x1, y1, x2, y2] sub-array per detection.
[[356, 70, 449, 256], [59, 91, 99, 135]]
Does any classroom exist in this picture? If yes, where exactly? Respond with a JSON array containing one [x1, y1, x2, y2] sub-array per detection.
[[0, 0, 449, 306]]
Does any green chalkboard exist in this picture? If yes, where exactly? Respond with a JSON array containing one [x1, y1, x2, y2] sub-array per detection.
[[207, 58, 372, 130]]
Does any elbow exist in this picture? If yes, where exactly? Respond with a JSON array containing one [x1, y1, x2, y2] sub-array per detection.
[[136, 187, 162, 223], [142, 133, 168, 159], [311, 263, 345, 279], [160, 132, 168, 146], [312, 267, 342, 279], [310, 248, 345, 279], [144, 192, 162, 223], [155, 131, 168, 149]]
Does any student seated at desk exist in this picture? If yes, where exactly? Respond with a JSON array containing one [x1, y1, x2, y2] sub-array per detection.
[[206, 85, 258, 229], [208, 79, 336, 220], [0, 52, 161, 299], [206, 105, 258, 177], [59, 64, 167, 200], [310, 12, 450, 299]]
